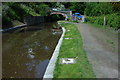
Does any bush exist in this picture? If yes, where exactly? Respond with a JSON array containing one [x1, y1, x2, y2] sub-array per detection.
[[2, 15, 12, 25], [20, 4, 40, 16], [86, 13, 120, 29]]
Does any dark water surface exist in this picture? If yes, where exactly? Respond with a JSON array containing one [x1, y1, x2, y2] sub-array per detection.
[[2, 22, 62, 78]]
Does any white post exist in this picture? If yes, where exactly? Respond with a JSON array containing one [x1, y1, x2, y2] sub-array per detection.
[[70, 11, 72, 21], [104, 16, 106, 26], [75, 16, 77, 21], [82, 16, 84, 22]]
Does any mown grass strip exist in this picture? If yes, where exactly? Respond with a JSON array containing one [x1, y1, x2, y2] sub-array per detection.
[[53, 21, 96, 78]]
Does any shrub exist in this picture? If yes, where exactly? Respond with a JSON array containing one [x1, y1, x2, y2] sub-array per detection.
[[86, 13, 120, 29]]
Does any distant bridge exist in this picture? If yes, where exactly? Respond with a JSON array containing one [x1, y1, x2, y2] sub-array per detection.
[[50, 8, 72, 20]]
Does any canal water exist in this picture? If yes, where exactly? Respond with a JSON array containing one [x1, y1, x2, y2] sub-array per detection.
[[2, 22, 62, 78]]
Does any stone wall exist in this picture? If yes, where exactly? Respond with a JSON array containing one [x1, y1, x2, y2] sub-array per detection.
[[24, 16, 45, 26]]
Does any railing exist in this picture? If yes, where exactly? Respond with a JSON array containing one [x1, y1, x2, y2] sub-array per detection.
[[50, 8, 70, 12]]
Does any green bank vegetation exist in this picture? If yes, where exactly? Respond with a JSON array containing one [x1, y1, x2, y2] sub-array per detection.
[[86, 13, 120, 30], [53, 21, 95, 78], [2, 2, 50, 28], [84, 2, 120, 29]]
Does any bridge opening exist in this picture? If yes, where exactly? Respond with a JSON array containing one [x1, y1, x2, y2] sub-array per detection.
[[50, 14, 65, 21]]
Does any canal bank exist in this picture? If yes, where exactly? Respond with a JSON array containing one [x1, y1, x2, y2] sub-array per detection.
[[2, 16, 55, 32], [53, 21, 95, 78], [43, 27, 66, 78], [2, 14, 65, 33]]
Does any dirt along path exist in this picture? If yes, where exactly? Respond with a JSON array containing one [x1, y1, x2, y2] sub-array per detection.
[[76, 23, 118, 78]]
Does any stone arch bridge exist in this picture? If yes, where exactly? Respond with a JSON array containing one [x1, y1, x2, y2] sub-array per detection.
[[50, 9, 72, 20]]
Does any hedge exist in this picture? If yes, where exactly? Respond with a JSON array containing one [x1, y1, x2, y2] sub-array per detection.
[[86, 13, 120, 29]]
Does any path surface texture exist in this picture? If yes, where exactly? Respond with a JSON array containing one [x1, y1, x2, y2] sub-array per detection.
[[77, 23, 118, 78]]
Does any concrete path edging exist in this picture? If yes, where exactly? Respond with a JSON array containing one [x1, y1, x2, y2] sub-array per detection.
[[43, 27, 66, 79]]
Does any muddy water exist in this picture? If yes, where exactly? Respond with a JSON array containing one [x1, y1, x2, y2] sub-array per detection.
[[2, 22, 62, 78]]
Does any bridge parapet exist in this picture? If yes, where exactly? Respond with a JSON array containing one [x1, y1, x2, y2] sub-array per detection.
[[50, 8, 70, 12]]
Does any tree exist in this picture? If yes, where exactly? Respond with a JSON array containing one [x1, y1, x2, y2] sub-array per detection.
[[35, 3, 50, 16], [2, 2, 50, 27], [110, 2, 120, 13], [69, 2, 86, 14], [84, 2, 113, 16]]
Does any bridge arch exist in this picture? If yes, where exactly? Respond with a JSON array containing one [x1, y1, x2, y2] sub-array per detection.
[[50, 12, 68, 20]]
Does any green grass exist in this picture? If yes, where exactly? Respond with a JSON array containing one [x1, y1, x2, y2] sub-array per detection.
[[68, 20, 79, 23], [86, 22, 117, 31], [53, 21, 96, 78]]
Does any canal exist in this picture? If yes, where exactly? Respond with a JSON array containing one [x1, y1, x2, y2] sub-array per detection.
[[2, 22, 62, 78]]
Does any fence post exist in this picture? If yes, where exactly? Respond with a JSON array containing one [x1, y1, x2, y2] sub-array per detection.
[[75, 16, 77, 21], [104, 16, 106, 26], [70, 11, 72, 21]]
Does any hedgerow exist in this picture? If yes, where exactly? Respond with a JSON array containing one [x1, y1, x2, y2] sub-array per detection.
[[86, 13, 120, 29]]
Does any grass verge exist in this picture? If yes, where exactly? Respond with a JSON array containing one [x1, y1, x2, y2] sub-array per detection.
[[53, 21, 95, 78], [86, 22, 117, 31]]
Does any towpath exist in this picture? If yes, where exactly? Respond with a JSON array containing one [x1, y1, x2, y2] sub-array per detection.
[[76, 23, 118, 78]]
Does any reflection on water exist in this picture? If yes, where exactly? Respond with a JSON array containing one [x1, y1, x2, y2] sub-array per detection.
[[2, 22, 62, 78]]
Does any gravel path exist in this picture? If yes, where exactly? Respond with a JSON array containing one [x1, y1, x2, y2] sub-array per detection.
[[76, 23, 118, 78]]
